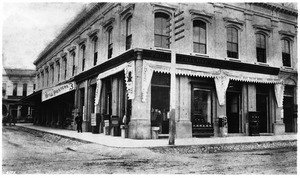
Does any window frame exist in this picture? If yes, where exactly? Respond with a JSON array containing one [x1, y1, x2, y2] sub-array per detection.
[[80, 44, 86, 71], [23, 83, 27, 96], [13, 83, 18, 96], [92, 36, 98, 66], [226, 27, 239, 59], [256, 33, 267, 63], [154, 12, 171, 49], [126, 15, 132, 50], [107, 27, 113, 59], [193, 20, 207, 54], [282, 38, 292, 67]]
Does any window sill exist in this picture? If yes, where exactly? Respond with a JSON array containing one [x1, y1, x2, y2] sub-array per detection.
[[191, 53, 209, 58], [281, 66, 294, 71], [225, 58, 241, 62], [255, 62, 269, 66], [155, 47, 171, 53]]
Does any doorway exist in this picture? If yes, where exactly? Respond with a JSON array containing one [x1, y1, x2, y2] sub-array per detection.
[[283, 86, 294, 132], [151, 73, 170, 134], [226, 92, 240, 133], [256, 93, 269, 133]]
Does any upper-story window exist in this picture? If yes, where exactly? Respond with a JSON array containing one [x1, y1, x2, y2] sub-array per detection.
[[154, 12, 170, 49], [33, 84, 36, 91], [13, 83, 17, 96], [282, 39, 291, 67], [57, 62, 60, 82], [256, 33, 266, 63], [2, 83, 6, 96], [46, 69, 49, 86], [50, 65, 54, 84], [41, 71, 44, 87], [126, 16, 132, 50], [80, 44, 86, 71], [71, 52, 76, 76], [63, 56, 67, 79], [108, 28, 113, 59], [227, 27, 238, 59], [193, 20, 206, 54], [92, 37, 98, 66], [23, 83, 27, 96]]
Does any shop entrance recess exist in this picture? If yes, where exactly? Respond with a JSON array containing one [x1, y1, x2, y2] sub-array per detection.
[[256, 85, 270, 133], [283, 86, 295, 132], [226, 82, 242, 133], [151, 73, 170, 135]]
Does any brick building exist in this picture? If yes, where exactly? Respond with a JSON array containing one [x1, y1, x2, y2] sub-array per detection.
[[26, 3, 297, 139], [2, 68, 36, 122]]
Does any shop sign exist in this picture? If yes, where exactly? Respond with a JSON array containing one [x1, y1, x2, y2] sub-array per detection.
[[125, 62, 135, 99], [42, 82, 75, 102], [111, 116, 120, 127], [214, 72, 230, 105], [91, 113, 100, 126]]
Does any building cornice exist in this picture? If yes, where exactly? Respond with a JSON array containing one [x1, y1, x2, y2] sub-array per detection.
[[34, 3, 105, 66]]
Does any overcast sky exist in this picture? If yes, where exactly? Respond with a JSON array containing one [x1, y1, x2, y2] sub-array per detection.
[[2, 2, 86, 69]]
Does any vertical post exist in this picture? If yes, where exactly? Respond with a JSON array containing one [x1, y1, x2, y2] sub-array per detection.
[[169, 51, 176, 145]]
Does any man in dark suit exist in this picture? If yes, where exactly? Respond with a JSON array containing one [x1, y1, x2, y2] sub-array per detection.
[[75, 112, 83, 133]]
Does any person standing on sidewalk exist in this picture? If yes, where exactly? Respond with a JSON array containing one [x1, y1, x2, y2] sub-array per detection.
[[75, 112, 83, 133]]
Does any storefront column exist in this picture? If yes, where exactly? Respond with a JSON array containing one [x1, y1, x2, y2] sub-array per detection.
[[248, 84, 256, 112], [242, 84, 249, 135], [111, 77, 119, 136], [176, 76, 192, 138], [128, 50, 151, 139], [83, 81, 90, 132]]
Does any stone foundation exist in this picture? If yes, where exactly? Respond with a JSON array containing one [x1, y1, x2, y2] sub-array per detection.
[[128, 119, 151, 139], [176, 120, 192, 138], [273, 122, 285, 135]]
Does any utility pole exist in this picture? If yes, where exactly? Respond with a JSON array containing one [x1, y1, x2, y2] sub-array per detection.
[[168, 8, 185, 145]]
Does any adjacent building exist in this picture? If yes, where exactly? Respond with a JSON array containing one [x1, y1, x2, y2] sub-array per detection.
[[2, 68, 36, 122], [26, 2, 297, 139]]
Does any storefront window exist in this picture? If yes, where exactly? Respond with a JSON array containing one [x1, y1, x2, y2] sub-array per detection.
[[193, 88, 212, 125]]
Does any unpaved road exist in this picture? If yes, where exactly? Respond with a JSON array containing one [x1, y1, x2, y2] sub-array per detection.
[[2, 126, 297, 174]]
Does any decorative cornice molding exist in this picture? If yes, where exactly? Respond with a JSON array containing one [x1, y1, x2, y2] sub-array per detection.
[[223, 17, 245, 26], [189, 9, 214, 24], [54, 57, 60, 63], [76, 38, 87, 45], [87, 29, 99, 38], [279, 30, 297, 38], [252, 24, 273, 36], [151, 3, 177, 11], [119, 3, 135, 19], [67, 46, 76, 53], [60, 52, 67, 58], [101, 17, 115, 30]]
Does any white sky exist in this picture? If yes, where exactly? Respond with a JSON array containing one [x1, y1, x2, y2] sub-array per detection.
[[2, 2, 86, 69]]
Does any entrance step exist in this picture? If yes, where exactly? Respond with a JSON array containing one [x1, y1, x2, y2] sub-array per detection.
[[158, 134, 169, 139]]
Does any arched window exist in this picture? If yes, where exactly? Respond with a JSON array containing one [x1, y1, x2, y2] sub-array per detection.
[[71, 52, 76, 76], [108, 28, 113, 59], [126, 16, 132, 50], [92, 37, 98, 66], [81, 44, 86, 71], [154, 12, 170, 49], [227, 27, 238, 59], [256, 33, 266, 63], [193, 20, 206, 54], [282, 39, 291, 67]]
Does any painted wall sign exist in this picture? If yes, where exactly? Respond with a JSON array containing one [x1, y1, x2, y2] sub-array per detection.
[[42, 82, 75, 102]]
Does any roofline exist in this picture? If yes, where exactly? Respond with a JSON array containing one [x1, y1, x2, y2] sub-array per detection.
[[33, 3, 106, 65]]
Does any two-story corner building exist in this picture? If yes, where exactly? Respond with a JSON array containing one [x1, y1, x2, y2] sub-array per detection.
[[27, 2, 297, 139], [2, 68, 36, 123]]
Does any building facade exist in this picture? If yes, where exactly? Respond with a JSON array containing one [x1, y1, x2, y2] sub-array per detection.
[[2, 68, 36, 122], [30, 3, 297, 139]]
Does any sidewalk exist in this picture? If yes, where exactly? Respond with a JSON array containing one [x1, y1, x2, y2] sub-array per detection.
[[17, 123, 297, 148]]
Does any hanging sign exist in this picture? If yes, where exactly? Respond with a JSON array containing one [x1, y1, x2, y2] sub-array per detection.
[[141, 61, 154, 102], [214, 71, 230, 105], [42, 82, 75, 102], [124, 61, 135, 99], [274, 83, 285, 108]]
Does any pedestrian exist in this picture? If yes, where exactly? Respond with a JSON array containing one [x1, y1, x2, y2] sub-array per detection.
[[75, 112, 83, 133]]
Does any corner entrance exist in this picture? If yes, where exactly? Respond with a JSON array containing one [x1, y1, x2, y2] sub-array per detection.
[[151, 73, 170, 134]]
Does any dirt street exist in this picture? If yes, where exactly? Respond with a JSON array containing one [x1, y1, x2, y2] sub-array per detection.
[[2, 126, 297, 174]]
